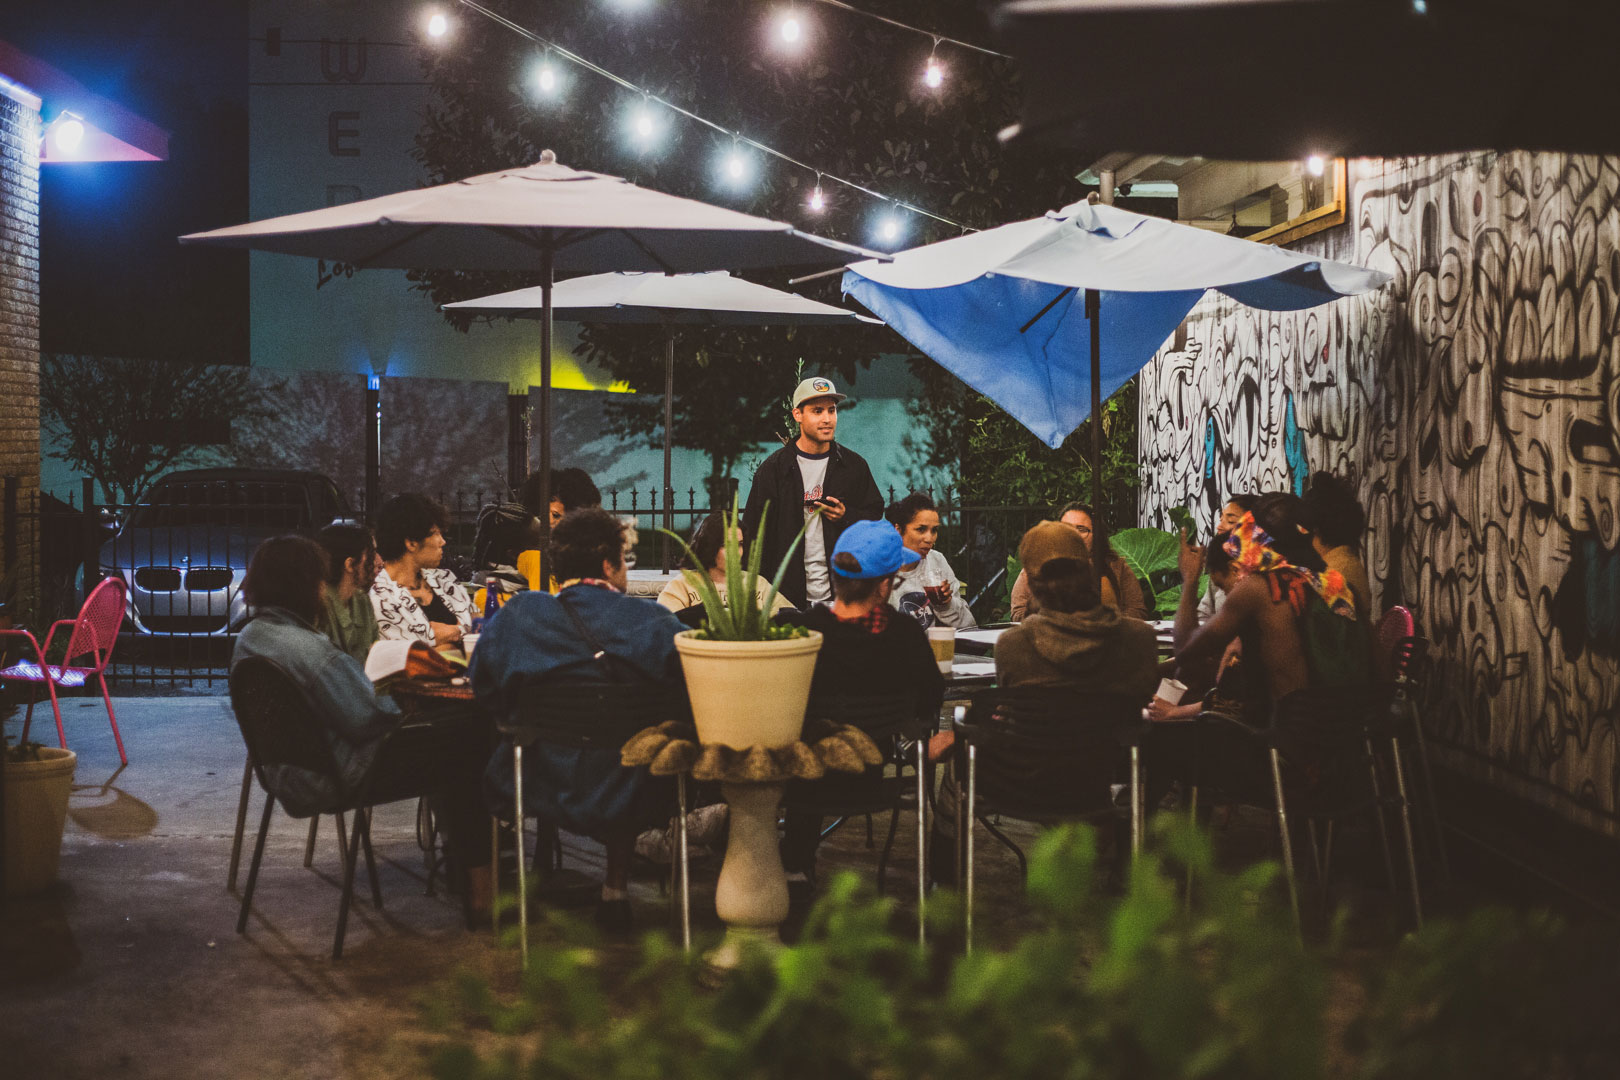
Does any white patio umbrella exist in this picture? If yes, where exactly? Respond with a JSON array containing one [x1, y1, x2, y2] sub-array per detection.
[[180, 151, 881, 530], [843, 199, 1390, 508], [446, 271, 879, 569]]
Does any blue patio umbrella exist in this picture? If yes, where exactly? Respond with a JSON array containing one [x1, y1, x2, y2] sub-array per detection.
[[842, 200, 1389, 505]]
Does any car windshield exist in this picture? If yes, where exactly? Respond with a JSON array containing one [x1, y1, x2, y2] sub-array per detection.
[[127, 481, 313, 529]]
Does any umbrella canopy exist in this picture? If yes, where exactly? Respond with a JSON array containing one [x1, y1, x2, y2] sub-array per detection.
[[993, 0, 1620, 158], [448, 271, 878, 568], [842, 200, 1388, 452], [446, 270, 879, 325], [180, 152, 880, 533]]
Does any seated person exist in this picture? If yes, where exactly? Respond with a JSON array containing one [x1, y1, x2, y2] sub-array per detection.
[[1196, 493, 1259, 622], [776, 520, 946, 896], [316, 524, 381, 664], [885, 491, 977, 629], [370, 494, 475, 648], [657, 510, 794, 627], [472, 500, 543, 607], [233, 535, 491, 916], [1010, 502, 1150, 621], [1151, 534, 1248, 722], [520, 466, 602, 531], [473, 507, 685, 931], [1172, 493, 1370, 727], [1301, 471, 1372, 623]]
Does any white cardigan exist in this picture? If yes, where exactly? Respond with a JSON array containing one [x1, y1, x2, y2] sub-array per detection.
[[369, 567, 475, 646]]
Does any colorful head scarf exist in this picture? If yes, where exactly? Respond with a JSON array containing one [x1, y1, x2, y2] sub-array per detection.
[[1222, 513, 1356, 620]]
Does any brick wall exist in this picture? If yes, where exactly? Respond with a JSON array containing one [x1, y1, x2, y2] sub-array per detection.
[[0, 88, 41, 613]]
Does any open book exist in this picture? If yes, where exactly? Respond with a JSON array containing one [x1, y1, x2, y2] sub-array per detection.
[[365, 639, 467, 687]]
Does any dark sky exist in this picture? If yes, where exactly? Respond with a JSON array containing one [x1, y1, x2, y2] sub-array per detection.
[[9, 0, 249, 364]]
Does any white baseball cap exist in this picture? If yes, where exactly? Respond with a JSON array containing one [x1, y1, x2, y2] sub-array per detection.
[[791, 375, 847, 409]]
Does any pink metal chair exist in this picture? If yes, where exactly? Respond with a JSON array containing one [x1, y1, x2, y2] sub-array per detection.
[[1374, 604, 1448, 882], [0, 576, 129, 766]]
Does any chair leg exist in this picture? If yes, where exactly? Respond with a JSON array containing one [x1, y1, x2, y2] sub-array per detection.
[[514, 742, 529, 970], [876, 807, 901, 895], [915, 740, 927, 947], [964, 744, 977, 955], [677, 773, 691, 953], [334, 811, 349, 868], [303, 816, 320, 869], [1129, 745, 1144, 859], [1269, 748, 1302, 933], [21, 691, 35, 744], [1363, 738, 1399, 895], [228, 754, 253, 892], [43, 675, 67, 751], [1389, 737, 1425, 928], [97, 670, 127, 767], [1405, 694, 1451, 883], [489, 817, 501, 936], [359, 808, 383, 909], [417, 798, 437, 897], [977, 816, 1027, 883], [236, 791, 276, 935], [333, 805, 366, 960]]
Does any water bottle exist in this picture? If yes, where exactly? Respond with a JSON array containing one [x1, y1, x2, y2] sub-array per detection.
[[472, 575, 499, 633]]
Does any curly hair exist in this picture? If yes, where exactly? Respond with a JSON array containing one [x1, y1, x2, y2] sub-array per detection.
[[520, 467, 602, 518], [885, 491, 937, 529], [374, 494, 449, 561], [549, 507, 628, 582], [317, 524, 375, 587], [1253, 492, 1325, 570], [1301, 472, 1366, 549], [243, 535, 328, 623]]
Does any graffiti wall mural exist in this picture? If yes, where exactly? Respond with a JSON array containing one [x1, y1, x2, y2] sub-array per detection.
[[1139, 152, 1620, 834]]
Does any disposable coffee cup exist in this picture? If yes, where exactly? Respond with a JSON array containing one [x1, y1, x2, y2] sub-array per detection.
[[1155, 677, 1187, 705], [462, 633, 480, 660], [927, 627, 956, 674]]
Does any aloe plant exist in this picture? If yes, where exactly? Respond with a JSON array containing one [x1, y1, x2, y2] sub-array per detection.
[[659, 496, 816, 641]]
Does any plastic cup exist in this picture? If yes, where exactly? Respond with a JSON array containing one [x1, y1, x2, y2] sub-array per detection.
[[927, 627, 955, 674], [1156, 677, 1187, 704], [462, 633, 480, 659]]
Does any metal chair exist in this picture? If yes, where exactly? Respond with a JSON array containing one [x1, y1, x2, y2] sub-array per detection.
[[1375, 605, 1448, 883], [1, 576, 129, 765], [952, 689, 1147, 953], [225, 751, 346, 892], [229, 656, 458, 960], [782, 692, 931, 944], [495, 679, 694, 967]]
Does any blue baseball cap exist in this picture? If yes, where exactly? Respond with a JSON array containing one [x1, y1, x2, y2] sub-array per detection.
[[831, 519, 921, 579]]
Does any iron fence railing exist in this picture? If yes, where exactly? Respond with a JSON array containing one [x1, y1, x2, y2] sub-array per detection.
[[2, 475, 1072, 686]]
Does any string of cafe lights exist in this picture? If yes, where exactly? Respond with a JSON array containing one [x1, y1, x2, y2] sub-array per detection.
[[426, 1, 990, 243]]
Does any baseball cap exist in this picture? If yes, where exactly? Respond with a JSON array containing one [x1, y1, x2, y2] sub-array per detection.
[[792, 376, 847, 409], [1018, 520, 1092, 579], [831, 520, 921, 579]]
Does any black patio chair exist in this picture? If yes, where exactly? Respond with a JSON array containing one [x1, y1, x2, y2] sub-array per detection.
[[494, 679, 694, 965], [951, 689, 1147, 953], [782, 692, 931, 944], [229, 656, 463, 960]]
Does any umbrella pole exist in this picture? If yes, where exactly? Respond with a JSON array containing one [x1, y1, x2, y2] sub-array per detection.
[[538, 244, 554, 556], [663, 326, 675, 573], [1086, 288, 1102, 514]]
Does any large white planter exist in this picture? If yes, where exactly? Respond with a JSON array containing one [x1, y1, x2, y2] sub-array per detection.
[[4, 746, 77, 897], [673, 630, 822, 749]]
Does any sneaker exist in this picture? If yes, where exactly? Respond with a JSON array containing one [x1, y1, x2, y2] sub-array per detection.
[[594, 897, 634, 936]]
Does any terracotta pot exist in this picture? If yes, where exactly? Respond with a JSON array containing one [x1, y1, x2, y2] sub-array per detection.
[[673, 631, 822, 749], [4, 746, 77, 896]]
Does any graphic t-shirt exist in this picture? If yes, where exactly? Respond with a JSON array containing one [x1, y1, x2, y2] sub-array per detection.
[[798, 449, 831, 603]]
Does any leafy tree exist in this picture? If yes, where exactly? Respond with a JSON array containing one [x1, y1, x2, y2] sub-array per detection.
[[409, 0, 1084, 485], [39, 355, 272, 504]]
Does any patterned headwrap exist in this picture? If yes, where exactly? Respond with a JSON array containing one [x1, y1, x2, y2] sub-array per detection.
[[1222, 513, 1356, 620]]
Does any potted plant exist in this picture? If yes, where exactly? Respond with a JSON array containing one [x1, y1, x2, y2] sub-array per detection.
[[4, 733, 77, 897], [661, 498, 822, 750]]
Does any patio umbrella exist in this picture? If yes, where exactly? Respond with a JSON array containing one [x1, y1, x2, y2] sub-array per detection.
[[842, 199, 1389, 507], [446, 271, 879, 569], [179, 151, 881, 533], [992, 0, 1620, 158]]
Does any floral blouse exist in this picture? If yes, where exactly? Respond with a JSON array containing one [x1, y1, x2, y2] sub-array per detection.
[[369, 567, 476, 646]]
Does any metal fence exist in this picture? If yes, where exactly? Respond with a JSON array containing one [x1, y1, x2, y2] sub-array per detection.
[[1, 475, 1064, 689]]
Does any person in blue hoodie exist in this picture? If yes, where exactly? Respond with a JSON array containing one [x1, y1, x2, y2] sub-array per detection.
[[473, 507, 686, 932]]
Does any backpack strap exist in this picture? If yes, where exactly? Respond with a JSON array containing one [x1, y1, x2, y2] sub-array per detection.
[[556, 589, 637, 682]]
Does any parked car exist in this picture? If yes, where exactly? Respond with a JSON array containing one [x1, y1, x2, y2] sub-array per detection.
[[99, 469, 356, 637]]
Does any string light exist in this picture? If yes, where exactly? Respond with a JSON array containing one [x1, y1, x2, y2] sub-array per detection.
[[425, 10, 450, 39], [779, 11, 803, 44], [808, 175, 826, 213], [447, 0, 971, 231], [807, 0, 1009, 59], [1306, 155, 1326, 176], [536, 60, 558, 95], [923, 52, 944, 89], [720, 140, 754, 188]]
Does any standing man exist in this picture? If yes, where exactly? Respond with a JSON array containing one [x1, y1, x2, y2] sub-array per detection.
[[743, 376, 885, 609]]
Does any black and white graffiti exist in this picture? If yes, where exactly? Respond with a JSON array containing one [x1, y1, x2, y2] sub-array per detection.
[[1140, 152, 1620, 833]]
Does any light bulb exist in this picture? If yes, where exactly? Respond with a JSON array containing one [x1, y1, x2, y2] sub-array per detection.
[[52, 116, 85, 153], [880, 218, 900, 241], [781, 16, 801, 42], [726, 154, 746, 179], [809, 187, 825, 212], [635, 111, 655, 139], [923, 59, 944, 88], [1306, 155, 1325, 176], [537, 64, 557, 94], [426, 11, 449, 38]]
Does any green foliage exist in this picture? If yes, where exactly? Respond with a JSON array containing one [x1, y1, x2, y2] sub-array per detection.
[[658, 497, 812, 641], [3, 734, 48, 764], [1112, 526, 1206, 617], [425, 819, 1337, 1080]]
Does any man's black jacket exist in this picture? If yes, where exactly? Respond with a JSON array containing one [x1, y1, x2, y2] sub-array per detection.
[[741, 441, 885, 608]]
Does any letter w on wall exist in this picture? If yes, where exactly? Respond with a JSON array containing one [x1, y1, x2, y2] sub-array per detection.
[[321, 38, 368, 83]]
